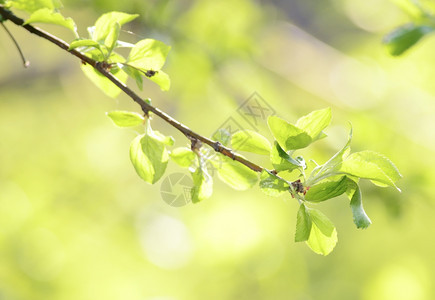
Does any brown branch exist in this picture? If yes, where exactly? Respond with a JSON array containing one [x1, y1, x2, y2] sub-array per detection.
[[0, 6, 272, 175]]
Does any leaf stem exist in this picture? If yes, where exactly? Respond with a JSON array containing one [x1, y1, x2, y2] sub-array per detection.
[[0, 21, 29, 67]]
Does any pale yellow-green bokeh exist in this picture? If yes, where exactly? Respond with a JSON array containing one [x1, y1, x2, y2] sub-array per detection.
[[1, 0, 434, 299]]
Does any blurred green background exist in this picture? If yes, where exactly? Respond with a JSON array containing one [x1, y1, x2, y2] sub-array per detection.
[[1, 0, 435, 299]]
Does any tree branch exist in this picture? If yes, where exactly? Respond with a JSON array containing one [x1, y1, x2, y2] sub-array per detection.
[[0, 6, 271, 175]]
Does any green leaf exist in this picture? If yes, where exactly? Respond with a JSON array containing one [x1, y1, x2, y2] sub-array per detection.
[[170, 147, 196, 168], [295, 107, 331, 141], [345, 176, 358, 199], [129, 133, 169, 184], [125, 39, 171, 90], [347, 180, 371, 229], [306, 224, 337, 256], [321, 128, 352, 172], [6, 0, 60, 13], [215, 155, 258, 190], [212, 129, 231, 146], [127, 39, 171, 71], [270, 142, 301, 172], [120, 64, 143, 90], [150, 130, 174, 146], [383, 23, 434, 56], [259, 170, 289, 197], [130, 135, 153, 183], [146, 70, 171, 91], [339, 150, 402, 190], [106, 111, 144, 127], [107, 51, 126, 64], [191, 166, 213, 203], [69, 39, 101, 51], [23, 8, 77, 34], [304, 207, 337, 255], [122, 66, 170, 91], [305, 176, 348, 202], [92, 11, 139, 44], [295, 204, 312, 242], [309, 128, 352, 184], [79, 47, 106, 61], [105, 21, 120, 54], [267, 115, 311, 151], [309, 208, 335, 237], [231, 129, 271, 155], [81, 63, 127, 98]]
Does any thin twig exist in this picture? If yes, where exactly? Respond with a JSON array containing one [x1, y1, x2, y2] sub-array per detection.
[[0, 22, 29, 67]]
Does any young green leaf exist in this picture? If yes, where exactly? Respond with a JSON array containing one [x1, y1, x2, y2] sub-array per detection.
[[23, 8, 77, 35], [212, 129, 231, 146], [259, 170, 289, 197], [305, 176, 348, 202], [107, 51, 126, 64], [308, 129, 352, 186], [306, 224, 338, 256], [320, 128, 352, 172], [170, 147, 196, 168], [347, 179, 371, 229], [305, 208, 337, 255], [78, 45, 106, 61], [106, 111, 144, 127], [345, 176, 358, 199], [6, 0, 61, 13], [339, 150, 402, 190], [270, 142, 302, 172], [295, 107, 331, 142], [69, 39, 101, 51], [105, 21, 120, 54], [81, 63, 127, 98], [150, 130, 174, 146], [127, 39, 171, 71], [309, 208, 335, 237], [295, 204, 312, 242], [215, 155, 258, 190], [231, 129, 271, 155], [130, 134, 153, 183], [191, 167, 213, 203], [267, 115, 311, 151], [146, 70, 171, 91], [120, 64, 143, 90], [383, 23, 434, 56], [92, 11, 139, 44], [129, 133, 169, 184]]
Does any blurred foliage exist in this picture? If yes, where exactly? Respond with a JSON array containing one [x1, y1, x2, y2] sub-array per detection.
[[382, 0, 435, 55], [1, 0, 435, 299]]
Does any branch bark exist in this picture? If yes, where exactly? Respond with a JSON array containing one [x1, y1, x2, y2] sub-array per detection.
[[0, 6, 272, 175]]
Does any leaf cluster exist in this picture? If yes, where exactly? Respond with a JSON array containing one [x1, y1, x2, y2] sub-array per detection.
[[4, 0, 77, 35], [70, 12, 171, 95], [4, 1, 171, 95], [108, 108, 402, 255]]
